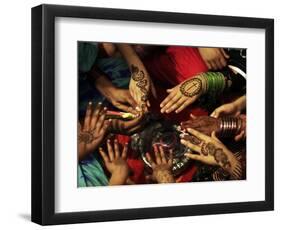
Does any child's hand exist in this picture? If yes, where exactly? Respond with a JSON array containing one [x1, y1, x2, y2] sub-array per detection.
[[146, 145, 175, 183], [99, 139, 129, 185], [78, 102, 110, 161]]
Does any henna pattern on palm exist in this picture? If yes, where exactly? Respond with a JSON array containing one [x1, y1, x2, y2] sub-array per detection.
[[180, 78, 202, 97], [78, 129, 97, 144]]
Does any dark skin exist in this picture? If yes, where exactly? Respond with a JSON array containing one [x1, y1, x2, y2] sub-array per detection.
[[146, 145, 175, 183], [109, 112, 146, 135], [181, 115, 220, 136], [88, 66, 138, 114], [78, 102, 110, 161]]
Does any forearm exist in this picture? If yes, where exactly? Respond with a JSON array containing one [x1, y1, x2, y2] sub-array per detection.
[[116, 44, 149, 77], [88, 67, 116, 99], [221, 152, 243, 180], [233, 95, 246, 111]]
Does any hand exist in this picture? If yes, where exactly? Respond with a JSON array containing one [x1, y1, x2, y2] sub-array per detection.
[[198, 48, 229, 70], [78, 102, 110, 161], [160, 76, 206, 114], [234, 114, 246, 142], [110, 112, 146, 135], [129, 64, 156, 112], [180, 115, 220, 136], [146, 145, 175, 183], [99, 139, 129, 185], [211, 95, 246, 118], [210, 102, 240, 118], [180, 128, 243, 180], [107, 88, 138, 114]]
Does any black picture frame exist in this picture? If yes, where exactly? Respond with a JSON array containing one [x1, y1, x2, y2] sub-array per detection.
[[31, 4, 274, 225]]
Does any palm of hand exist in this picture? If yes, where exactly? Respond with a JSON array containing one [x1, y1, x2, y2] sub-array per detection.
[[105, 158, 129, 175]]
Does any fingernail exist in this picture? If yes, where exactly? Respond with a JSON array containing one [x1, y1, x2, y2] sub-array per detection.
[[88, 101, 92, 105], [103, 107, 107, 110]]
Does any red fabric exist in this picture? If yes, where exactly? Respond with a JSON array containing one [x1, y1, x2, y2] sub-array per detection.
[[144, 46, 208, 86]]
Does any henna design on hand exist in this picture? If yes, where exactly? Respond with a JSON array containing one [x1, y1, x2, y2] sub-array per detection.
[[201, 142, 231, 169], [201, 142, 216, 156], [183, 135, 202, 145], [78, 129, 97, 144], [131, 64, 148, 107], [179, 78, 202, 97]]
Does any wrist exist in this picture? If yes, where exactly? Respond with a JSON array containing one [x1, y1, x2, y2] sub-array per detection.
[[153, 169, 175, 183], [218, 116, 243, 138], [109, 171, 128, 185]]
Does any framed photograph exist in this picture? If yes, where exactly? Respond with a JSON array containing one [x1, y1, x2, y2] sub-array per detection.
[[31, 4, 274, 225]]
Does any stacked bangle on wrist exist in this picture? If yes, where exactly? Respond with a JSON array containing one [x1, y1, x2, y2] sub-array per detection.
[[218, 116, 242, 137], [201, 72, 226, 95]]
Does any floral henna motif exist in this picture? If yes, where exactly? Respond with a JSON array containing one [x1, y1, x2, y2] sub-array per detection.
[[201, 142, 216, 156], [78, 129, 97, 144], [179, 78, 202, 97]]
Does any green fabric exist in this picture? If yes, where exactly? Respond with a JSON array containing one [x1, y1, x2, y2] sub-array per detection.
[[78, 42, 99, 73], [78, 153, 109, 187]]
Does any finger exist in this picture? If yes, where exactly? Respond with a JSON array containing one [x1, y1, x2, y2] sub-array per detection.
[[187, 128, 210, 142], [114, 139, 120, 158], [210, 61, 218, 70], [219, 57, 227, 68], [121, 143, 128, 159], [153, 145, 162, 164], [90, 102, 102, 130], [160, 90, 176, 108], [126, 94, 138, 109], [99, 147, 109, 163], [234, 111, 241, 117], [168, 150, 173, 165], [147, 100, 151, 107], [159, 146, 167, 164], [210, 108, 223, 118], [114, 103, 133, 113], [190, 113, 197, 120], [175, 98, 196, 113], [234, 130, 245, 142], [185, 153, 203, 162], [180, 139, 201, 153], [99, 119, 111, 136], [145, 152, 156, 168], [215, 59, 223, 70], [220, 48, 230, 59], [107, 139, 114, 161], [123, 112, 145, 130], [83, 101, 93, 130], [161, 94, 181, 113], [150, 80, 157, 99], [95, 107, 107, 133], [167, 88, 173, 93], [166, 97, 186, 113], [211, 131, 222, 144]]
